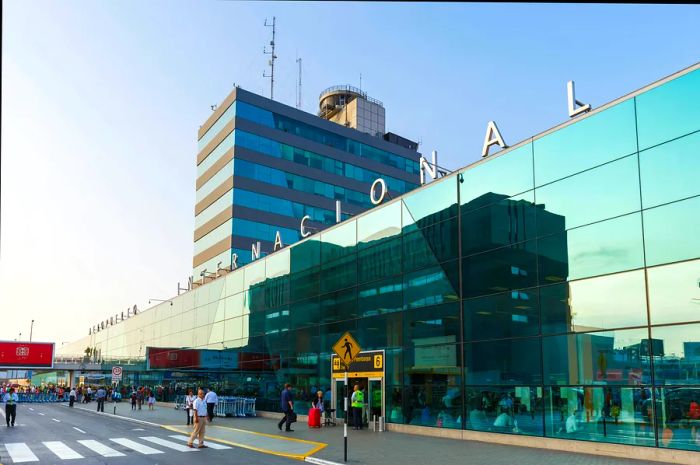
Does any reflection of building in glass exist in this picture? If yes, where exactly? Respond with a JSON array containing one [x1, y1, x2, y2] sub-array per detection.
[[56, 65, 700, 454]]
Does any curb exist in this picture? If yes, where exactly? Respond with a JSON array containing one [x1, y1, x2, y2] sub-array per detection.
[[304, 457, 343, 465]]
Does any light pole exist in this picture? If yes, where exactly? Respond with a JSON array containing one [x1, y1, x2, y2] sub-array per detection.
[[30, 320, 35, 342]]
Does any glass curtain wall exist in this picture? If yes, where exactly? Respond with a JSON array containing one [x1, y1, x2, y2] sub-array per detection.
[[69, 68, 700, 452]]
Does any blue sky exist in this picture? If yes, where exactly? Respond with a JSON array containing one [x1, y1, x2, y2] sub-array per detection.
[[1, 1, 699, 345]]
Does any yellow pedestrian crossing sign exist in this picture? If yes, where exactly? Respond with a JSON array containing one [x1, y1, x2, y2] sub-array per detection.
[[332, 331, 361, 367]]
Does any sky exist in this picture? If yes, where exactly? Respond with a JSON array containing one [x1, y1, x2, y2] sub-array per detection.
[[1, 1, 699, 347]]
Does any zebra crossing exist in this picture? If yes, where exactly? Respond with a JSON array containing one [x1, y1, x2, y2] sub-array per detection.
[[2, 434, 232, 463]]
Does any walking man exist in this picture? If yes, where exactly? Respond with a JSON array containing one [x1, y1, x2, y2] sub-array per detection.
[[277, 383, 295, 432], [69, 387, 76, 407], [96, 386, 106, 412], [2, 387, 18, 427], [187, 389, 209, 449], [204, 387, 218, 422]]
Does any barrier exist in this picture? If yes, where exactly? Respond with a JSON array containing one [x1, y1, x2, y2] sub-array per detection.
[[14, 393, 69, 403], [216, 396, 256, 417]]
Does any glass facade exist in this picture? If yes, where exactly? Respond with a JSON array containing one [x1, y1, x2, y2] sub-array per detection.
[[193, 93, 421, 279], [64, 68, 700, 452]]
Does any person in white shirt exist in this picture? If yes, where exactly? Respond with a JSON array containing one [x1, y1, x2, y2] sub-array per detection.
[[185, 389, 196, 426], [3, 388, 19, 427], [188, 389, 209, 449], [69, 388, 77, 408], [204, 388, 218, 422]]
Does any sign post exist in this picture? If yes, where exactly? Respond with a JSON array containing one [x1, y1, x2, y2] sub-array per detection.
[[332, 331, 362, 463], [111, 366, 123, 384]]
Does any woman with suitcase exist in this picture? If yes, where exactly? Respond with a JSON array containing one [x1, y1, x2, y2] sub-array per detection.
[[308, 390, 324, 428]]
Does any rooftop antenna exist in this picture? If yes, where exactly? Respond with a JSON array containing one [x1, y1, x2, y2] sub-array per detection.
[[263, 16, 277, 100], [296, 56, 302, 109], [359, 73, 362, 92]]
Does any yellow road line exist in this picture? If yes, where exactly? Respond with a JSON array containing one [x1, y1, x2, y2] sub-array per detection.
[[160, 424, 327, 460]]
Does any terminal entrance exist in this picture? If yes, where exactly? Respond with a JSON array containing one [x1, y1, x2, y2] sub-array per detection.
[[331, 350, 385, 426]]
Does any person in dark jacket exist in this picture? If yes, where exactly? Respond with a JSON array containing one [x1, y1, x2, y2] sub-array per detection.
[[278, 383, 295, 432]]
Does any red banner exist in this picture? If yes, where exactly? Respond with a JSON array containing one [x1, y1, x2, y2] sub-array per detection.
[[0, 341, 55, 368]]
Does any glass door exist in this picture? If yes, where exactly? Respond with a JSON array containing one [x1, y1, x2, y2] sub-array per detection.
[[368, 378, 384, 422]]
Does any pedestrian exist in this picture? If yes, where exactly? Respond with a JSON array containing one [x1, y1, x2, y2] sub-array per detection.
[[136, 388, 143, 410], [86, 386, 92, 403], [204, 387, 218, 422], [148, 393, 155, 410], [96, 386, 106, 413], [130, 389, 137, 410], [277, 383, 295, 432], [69, 387, 76, 407], [187, 389, 209, 449], [351, 384, 364, 430], [185, 389, 195, 426], [2, 387, 18, 427]]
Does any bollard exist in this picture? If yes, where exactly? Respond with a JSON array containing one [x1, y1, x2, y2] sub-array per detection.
[[113, 406, 116, 415], [378, 416, 385, 432]]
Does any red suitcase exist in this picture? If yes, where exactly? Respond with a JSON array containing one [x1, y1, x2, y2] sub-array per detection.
[[308, 407, 321, 428]]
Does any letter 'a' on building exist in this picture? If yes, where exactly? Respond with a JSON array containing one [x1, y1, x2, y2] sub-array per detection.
[[61, 64, 700, 459]]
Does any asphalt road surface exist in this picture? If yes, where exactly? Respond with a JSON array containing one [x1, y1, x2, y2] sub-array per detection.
[[0, 403, 297, 464]]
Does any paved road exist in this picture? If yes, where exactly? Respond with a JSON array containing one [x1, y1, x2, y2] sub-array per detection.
[[0, 403, 297, 464]]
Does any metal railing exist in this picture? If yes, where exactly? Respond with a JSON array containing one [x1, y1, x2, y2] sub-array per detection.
[[319, 85, 384, 107]]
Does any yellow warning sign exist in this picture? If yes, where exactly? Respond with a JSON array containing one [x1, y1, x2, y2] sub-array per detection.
[[332, 331, 362, 367]]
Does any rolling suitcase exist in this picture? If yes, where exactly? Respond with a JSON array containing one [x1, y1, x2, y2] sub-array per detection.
[[308, 407, 321, 428]]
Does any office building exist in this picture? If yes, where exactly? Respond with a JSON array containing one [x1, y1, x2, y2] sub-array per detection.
[[193, 87, 421, 281]]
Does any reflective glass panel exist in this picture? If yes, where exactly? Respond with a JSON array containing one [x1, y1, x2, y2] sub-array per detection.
[[643, 196, 700, 267], [403, 218, 458, 273], [321, 220, 356, 262], [405, 303, 460, 344], [538, 213, 645, 284], [403, 261, 459, 310], [465, 386, 544, 436], [462, 240, 538, 298], [542, 328, 652, 386], [535, 154, 641, 236], [647, 259, 700, 325], [358, 312, 404, 350], [321, 287, 358, 323], [465, 337, 542, 385], [289, 297, 320, 330], [357, 201, 401, 249], [540, 269, 648, 335], [545, 386, 656, 446], [649, 323, 700, 386], [461, 191, 537, 256], [357, 276, 403, 317], [655, 386, 700, 451], [358, 238, 402, 284], [321, 254, 357, 294], [464, 289, 540, 341], [459, 143, 535, 210], [403, 383, 463, 429], [290, 266, 320, 302], [402, 177, 457, 232], [534, 99, 637, 186], [636, 69, 700, 150], [290, 237, 320, 272], [640, 132, 700, 209]]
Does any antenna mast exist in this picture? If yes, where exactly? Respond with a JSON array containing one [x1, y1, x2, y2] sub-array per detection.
[[296, 57, 302, 109], [263, 17, 277, 100]]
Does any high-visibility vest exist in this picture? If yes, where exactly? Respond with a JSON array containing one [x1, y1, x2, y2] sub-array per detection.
[[352, 391, 364, 408]]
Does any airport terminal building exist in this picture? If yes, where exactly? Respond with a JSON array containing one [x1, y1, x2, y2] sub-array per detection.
[[59, 64, 700, 455]]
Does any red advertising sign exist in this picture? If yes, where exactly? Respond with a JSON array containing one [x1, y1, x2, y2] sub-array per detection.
[[0, 341, 55, 368]]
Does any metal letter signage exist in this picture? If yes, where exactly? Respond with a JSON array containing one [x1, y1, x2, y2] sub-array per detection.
[[481, 121, 507, 158], [273, 231, 283, 251], [370, 178, 387, 205], [231, 253, 238, 270], [567, 80, 591, 117], [300, 215, 311, 238], [251, 241, 261, 260], [419, 150, 438, 185]]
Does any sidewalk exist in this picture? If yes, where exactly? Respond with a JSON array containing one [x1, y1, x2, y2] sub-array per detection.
[[69, 402, 674, 465]]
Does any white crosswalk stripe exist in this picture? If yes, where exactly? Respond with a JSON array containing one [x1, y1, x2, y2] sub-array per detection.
[[43, 441, 84, 460], [77, 439, 126, 457], [109, 437, 163, 455], [169, 434, 232, 449], [5, 442, 39, 462], [141, 436, 198, 452]]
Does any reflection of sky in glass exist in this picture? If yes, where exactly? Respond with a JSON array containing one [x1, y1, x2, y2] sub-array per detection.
[[651, 324, 700, 358], [567, 270, 647, 331], [648, 259, 700, 325]]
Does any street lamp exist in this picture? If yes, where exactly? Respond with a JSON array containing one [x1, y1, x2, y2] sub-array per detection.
[[30, 320, 35, 342]]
